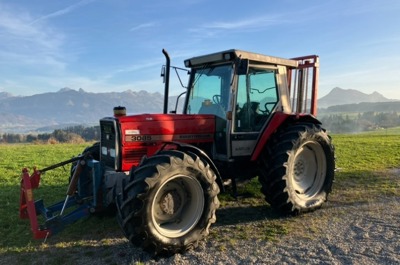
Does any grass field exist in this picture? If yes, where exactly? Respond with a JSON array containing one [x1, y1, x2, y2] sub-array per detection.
[[1, 133, 400, 263]]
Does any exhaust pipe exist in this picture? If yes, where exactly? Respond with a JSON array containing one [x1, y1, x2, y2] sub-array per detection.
[[162, 49, 170, 114]]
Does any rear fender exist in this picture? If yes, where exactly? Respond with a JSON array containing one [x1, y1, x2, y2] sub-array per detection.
[[251, 113, 321, 161]]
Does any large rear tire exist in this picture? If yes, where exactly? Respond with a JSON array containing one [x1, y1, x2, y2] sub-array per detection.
[[117, 150, 220, 255], [258, 122, 335, 214]]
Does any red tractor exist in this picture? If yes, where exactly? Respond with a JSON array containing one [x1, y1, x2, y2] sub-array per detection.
[[20, 49, 335, 255]]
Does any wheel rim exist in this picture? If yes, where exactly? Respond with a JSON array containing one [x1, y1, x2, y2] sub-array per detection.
[[151, 175, 204, 238], [291, 140, 326, 199]]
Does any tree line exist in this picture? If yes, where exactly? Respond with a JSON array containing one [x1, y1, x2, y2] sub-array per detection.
[[320, 111, 400, 133], [1, 111, 399, 143], [0, 125, 100, 144]]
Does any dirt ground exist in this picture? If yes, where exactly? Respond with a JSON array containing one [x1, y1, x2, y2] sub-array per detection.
[[1, 196, 399, 265]]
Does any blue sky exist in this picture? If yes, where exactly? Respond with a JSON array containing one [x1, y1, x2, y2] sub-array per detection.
[[0, 0, 399, 99]]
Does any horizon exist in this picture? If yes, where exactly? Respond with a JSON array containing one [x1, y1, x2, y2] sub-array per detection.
[[0, 86, 398, 101], [0, 1, 399, 99]]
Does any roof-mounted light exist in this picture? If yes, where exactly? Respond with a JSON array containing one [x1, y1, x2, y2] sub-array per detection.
[[223, 52, 232, 60], [184, 60, 191, 68]]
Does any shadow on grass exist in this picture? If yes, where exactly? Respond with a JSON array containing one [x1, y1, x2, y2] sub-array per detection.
[[0, 238, 151, 265], [2, 201, 283, 265]]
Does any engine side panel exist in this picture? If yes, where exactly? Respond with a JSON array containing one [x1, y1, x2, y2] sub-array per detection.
[[105, 114, 216, 172]]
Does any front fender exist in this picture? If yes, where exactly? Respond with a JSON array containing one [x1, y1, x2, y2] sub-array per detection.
[[158, 142, 225, 192]]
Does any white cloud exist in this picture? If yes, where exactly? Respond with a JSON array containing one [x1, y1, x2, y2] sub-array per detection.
[[30, 0, 96, 24], [130, 22, 157, 32], [187, 13, 290, 39], [102, 59, 164, 80], [203, 15, 284, 30], [0, 3, 66, 69]]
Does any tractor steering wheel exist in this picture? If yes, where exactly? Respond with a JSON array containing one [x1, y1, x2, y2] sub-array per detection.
[[262, 102, 276, 115], [212, 95, 221, 104]]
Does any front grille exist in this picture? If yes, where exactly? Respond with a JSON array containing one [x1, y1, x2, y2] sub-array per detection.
[[100, 118, 119, 170], [124, 147, 147, 165]]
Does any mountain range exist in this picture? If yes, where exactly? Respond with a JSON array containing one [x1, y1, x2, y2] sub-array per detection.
[[0, 88, 169, 133], [0, 87, 397, 133], [318, 87, 395, 108]]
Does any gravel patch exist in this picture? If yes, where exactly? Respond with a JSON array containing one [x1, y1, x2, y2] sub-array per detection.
[[2, 188, 399, 265], [22, 196, 395, 265], [138, 197, 400, 265]]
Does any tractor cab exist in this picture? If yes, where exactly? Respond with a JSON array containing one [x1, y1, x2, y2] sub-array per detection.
[[183, 50, 303, 161]]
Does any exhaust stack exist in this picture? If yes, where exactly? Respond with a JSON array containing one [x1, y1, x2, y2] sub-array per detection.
[[162, 49, 170, 114]]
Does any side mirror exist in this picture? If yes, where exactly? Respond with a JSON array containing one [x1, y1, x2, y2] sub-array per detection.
[[237, 59, 249, 75], [161, 66, 166, 83]]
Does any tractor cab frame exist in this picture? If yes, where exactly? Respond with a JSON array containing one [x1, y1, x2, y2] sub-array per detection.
[[182, 49, 319, 165]]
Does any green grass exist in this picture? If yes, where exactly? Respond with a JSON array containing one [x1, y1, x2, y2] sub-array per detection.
[[1, 133, 400, 261], [0, 143, 123, 250], [331, 133, 400, 203], [334, 133, 400, 171], [0, 142, 125, 263]]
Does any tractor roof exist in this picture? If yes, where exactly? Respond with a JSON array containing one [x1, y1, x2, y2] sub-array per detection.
[[184, 49, 299, 68]]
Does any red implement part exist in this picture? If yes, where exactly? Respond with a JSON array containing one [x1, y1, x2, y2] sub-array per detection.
[[19, 168, 51, 239]]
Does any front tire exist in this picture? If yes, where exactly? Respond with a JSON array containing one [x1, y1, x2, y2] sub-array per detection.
[[259, 122, 335, 214], [117, 150, 220, 255]]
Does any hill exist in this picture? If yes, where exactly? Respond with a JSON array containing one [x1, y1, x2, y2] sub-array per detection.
[[320, 101, 400, 113], [318, 87, 395, 108], [0, 88, 180, 133]]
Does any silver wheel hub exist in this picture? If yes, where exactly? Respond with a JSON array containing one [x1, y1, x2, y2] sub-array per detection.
[[291, 140, 326, 199], [294, 159, 306, 176], [152, 175, 205, 238], [159, 190, 182, 216]]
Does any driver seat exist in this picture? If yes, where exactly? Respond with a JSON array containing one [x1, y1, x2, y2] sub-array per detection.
[[237, 102, 259, 131], [198, 100, 225, 119]]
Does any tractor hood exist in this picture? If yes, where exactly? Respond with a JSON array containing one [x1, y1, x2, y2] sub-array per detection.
[[116, 113, 215, 141], [100, 113, 216, 171]]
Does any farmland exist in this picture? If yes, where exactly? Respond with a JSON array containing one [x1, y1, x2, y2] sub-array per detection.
[[0, 133, 400, 264]]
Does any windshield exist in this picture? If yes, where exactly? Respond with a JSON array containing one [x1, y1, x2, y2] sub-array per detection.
[[185, 64, 232, 119]]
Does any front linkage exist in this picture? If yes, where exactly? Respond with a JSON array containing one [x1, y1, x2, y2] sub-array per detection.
[[19, 153, 102, 239]]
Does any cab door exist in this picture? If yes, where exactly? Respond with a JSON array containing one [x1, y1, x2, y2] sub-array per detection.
[[231, 66, 279, 158]]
